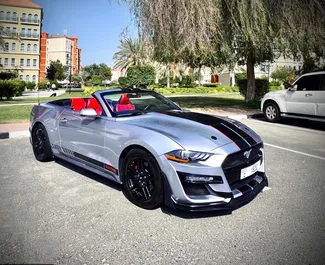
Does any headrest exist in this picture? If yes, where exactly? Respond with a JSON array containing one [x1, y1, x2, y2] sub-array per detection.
[[119, 94, 130, 105]]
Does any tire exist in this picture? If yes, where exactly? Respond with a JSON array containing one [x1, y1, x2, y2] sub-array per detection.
[[264, 102, 280, 122], [122, 149, 163, 209], [32, 123, 53, 162]]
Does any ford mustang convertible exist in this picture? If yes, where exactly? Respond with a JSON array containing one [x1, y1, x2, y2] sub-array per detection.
[[30, 88, 268, 211]]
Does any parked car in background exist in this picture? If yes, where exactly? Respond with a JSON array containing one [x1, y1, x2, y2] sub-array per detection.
[[261, 71, 325, 122]]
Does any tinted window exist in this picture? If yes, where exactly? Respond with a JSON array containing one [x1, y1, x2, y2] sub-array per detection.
[[295, 75, 321, 91], [319, 74, 325, 91]]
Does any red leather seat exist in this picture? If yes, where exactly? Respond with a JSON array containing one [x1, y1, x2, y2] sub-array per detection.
[[87, 98, 103, 115], [71, 98, 86, 112], [115, 94, 135, 112]]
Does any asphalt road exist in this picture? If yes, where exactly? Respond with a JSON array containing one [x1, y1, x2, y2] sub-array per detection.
[[1, 119, 325, 265]]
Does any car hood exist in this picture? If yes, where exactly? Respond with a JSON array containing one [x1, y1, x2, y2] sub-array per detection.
[[117, 111, 262, 152], [265, 89, 287, 97]]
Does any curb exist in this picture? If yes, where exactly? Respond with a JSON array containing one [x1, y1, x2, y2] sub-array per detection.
[[0, 130, 29, 139]]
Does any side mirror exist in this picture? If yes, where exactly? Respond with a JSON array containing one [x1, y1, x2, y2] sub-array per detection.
[[288, 84, 297, 91], [80, 108, 97, 117]]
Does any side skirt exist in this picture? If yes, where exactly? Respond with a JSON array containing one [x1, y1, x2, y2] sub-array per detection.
[[54, 152, 122, 184]]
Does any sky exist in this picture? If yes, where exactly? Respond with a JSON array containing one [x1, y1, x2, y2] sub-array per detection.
[[33, 0, 137, 67]]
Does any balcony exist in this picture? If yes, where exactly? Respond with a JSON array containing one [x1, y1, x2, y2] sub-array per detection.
[[1, 32, 18, 38], [20, 33, 39, 39], [20, 18, 40, 25], [0, 17, 19, 23]]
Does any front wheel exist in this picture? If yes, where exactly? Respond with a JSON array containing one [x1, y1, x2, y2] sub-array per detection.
[[122, 149, 163, 209], [32, 124, 53, 162], [264, 103, 280, 122]]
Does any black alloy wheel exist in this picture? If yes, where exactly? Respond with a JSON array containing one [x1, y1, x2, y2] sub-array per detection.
[[32, 124, 53, 162], [122, 149, 163, 209]]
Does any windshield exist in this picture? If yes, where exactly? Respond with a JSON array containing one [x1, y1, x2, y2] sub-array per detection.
[[100, 90, 181, 116]]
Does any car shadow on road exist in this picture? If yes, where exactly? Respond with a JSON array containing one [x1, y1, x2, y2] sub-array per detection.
[[54, 158, 123, 191], [250, 114, 325, 132]]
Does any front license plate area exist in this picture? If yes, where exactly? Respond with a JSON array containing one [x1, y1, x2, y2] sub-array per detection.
[[240, 160, 260, 179]]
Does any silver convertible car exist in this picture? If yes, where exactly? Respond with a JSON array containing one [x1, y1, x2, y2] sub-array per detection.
[[30, 88, 268, 212]]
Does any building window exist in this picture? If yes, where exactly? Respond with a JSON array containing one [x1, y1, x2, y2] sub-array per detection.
[[11, 43, 16, 51], [5, 42, 9, 51], [34, 14, 38, 23], [26, 75, 30, 81], [33, 44, 38, 52], [33, 29, 38, 38], [20, 43, 25, 51], [11, 58, 15, 66], [32, 75, 36, 82], [19, 75, 23, 80], [0, 11, 4, 20], [33, 59, 37, 67], [27, 44, 31, 51], [22, 13, 26, 22], [0, 58, 2, 65], [12, 27, 17, 34], [13, 12, 17, 21], [20, 58, 24, 66], [6, 11, 10, 20], [4, 58, 8, 66], [6, 26, 10, 33], [28, 13, 32, 22], [27, 28, 31, 37], [27, 59, 30, 66]]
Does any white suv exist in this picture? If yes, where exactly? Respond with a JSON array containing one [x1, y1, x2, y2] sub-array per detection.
[[261, 71, 325, 122]]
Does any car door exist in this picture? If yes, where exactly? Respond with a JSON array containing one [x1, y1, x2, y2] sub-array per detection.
[[314, 74, 325, 117], [58, 108, 109, 166], [285, 74, 321, 116]]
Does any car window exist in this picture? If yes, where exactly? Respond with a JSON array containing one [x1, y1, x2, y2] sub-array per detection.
[[319, 74, 325, 91], [295, 75, 321, 91]]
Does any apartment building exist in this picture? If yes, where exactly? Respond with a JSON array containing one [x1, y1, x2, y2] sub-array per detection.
[[0, 0, 42, 82], [40, 33, 81, 82]]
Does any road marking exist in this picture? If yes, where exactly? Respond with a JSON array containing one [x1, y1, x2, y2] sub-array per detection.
[[264, 143, 325, 161]]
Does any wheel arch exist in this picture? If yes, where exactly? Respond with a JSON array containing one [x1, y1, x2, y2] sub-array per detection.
[[31, 121, 46, 140], [263, 99, 281, 112]]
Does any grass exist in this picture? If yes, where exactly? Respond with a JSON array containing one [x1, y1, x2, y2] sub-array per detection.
[[0, 93, 260, 124], [0, 105, 33, 123]]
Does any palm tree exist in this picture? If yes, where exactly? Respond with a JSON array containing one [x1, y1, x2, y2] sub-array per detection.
[[113, 38, 145, 71]]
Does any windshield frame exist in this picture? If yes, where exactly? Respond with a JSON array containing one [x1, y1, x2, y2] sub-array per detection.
[[96, 88, 182, 117]]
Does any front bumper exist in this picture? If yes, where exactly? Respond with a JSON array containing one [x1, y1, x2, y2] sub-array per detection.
[[171, 173, 268, 212]]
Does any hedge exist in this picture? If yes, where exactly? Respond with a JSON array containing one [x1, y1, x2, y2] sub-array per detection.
[[237, 79, 269, 100], [0, 80, 25, 99]]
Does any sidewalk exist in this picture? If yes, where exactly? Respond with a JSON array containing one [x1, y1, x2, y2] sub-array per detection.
[[0, 109, 261, 140]]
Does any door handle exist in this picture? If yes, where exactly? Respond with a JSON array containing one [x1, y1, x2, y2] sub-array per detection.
[[60, 118, 68, 124], [305, 93, 313, 97]]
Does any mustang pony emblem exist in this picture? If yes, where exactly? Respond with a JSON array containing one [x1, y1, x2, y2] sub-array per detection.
[[243, 149, 252, 159]]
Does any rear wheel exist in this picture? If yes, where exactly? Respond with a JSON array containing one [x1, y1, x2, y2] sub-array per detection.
[[122, 149, 163, 209], [32, 124, 53, 162], [264, 102, 280, 122]]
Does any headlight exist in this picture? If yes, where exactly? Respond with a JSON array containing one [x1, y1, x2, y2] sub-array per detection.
[[165, 150, 213, 163]]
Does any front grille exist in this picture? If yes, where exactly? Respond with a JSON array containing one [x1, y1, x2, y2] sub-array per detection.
[[182, 183, 210, 195], [222, 143, 263, 185]]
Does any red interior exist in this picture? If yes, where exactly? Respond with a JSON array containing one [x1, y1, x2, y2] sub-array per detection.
[[70, 98, 86, 112], [86, 98, 103, 115], [115, 94, 135, 112]]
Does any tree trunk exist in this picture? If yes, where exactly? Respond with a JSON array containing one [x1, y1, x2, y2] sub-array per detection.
[[198, 65, 202, 87], [167, 63, 170, 88], [246, 56, 255, 101]]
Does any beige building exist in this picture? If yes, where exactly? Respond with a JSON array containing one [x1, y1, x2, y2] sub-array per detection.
[[0, 0, 42, 83], [40, 33, 81, 82]]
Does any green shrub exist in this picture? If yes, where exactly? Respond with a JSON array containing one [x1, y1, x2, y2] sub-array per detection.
[[271, 67, 295, 82], [126, 65, 156, 88], [152, 86, 238, 94], [237, 79, 270, 100], [38, 82, 47, 90], [0, 80, 15, 99], [26, 82, 36, 90], [0, 71, 18, 80], [11, 80, 26, 96], [118, 77, 130, 87], [270, 80, 281, 86], [235, 72, 247, 85], [270, 85, 283, 91]]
